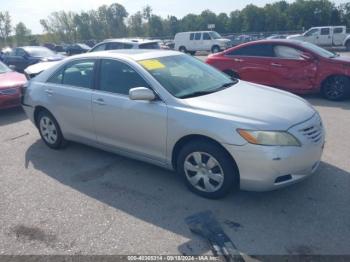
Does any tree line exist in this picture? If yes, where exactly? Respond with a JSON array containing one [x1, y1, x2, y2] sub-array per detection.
[[1, 0, 350, 47]]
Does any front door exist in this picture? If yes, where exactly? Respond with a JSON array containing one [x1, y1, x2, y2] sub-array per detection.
[[92, 59, 167, 163], [270, 45, 318, 92]]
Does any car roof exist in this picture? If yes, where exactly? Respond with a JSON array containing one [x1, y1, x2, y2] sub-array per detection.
[[69, 49, 181, 61], [239, 39, 305, 46], [101, 38, 159, 45]]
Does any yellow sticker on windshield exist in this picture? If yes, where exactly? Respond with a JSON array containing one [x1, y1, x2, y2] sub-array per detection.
[[139, 59, 165, 70]]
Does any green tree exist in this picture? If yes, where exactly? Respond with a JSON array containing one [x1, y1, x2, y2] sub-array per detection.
[[15, 22, 31, 46], [0, 11, 12, 43]]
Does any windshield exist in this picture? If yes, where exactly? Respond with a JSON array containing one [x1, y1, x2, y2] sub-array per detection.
[[209, 31, 222, 39], [24, 47, 55, 57], [0, 62, 11, 74], [138, 55, 236, 99], [300, 42, 337, 58]]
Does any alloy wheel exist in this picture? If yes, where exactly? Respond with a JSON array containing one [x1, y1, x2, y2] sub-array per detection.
[[39, 116, 58, 145]]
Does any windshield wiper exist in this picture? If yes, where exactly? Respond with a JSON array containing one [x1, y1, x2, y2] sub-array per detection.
[[179, 81, 236, 99]]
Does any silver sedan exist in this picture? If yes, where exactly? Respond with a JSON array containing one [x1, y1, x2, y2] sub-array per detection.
[[22, 50, 325, 198]]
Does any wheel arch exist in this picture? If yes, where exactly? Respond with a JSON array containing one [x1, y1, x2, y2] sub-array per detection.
[[171, 134, 240, 177], [34, 106, 51, 128]]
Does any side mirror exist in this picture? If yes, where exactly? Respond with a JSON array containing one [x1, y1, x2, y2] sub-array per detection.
[[129, 87, 156, 101], [300, 52, 313, 61]]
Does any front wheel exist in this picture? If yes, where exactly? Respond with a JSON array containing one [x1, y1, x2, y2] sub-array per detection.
[[211, 45, 221, 53], [321, 76, 350, 101], [177, 140, 238, 199], [37, 110, 67, 149]]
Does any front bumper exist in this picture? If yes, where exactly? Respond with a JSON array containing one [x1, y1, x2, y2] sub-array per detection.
[[223, 114, 325, 192], [0, 93, 21, 109]]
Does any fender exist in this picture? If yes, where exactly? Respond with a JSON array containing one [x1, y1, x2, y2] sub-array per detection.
[[342, 35, 350, 46]]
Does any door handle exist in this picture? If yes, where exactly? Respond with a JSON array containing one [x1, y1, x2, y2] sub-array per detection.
[[271, 63, 282, 67], [234, 58, 243, 62], [45, 89, 53, 95], [93, 98, 106, 106]]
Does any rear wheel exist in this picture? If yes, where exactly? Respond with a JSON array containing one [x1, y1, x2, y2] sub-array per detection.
[[179, 46, 187, 53], [211, 45, 220, 53], [177, 140, 239, 199], [37, 110, 67, 149], [321, 76, 350, 101], [346, 41, 350, 51]]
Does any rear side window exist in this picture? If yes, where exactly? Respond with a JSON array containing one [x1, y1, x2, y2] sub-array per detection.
[[139, 42, 160, 49], [190, 33, 194, 40], [195, 33, 201, 40], [203, 33, 211, 40], [227, 44, 274, 57], [48, 60, 95, 89], [98, 59, 149, 95], [321, 28, 330, 35], [274, 45, 303, 60], [334, 27, 343, 34]]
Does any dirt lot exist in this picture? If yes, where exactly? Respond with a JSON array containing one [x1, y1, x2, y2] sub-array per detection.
[[0, 59, 350, 256]]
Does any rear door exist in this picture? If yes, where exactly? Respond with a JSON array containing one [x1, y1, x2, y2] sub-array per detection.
[[224, 43, 276, 86], [332, 27, 346, 46], [317, 27, 332, 46], [269, 44, 318, 92], [44, 59, 96, 142]]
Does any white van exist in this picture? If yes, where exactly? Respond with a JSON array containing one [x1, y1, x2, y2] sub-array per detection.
[[174, 31, 231, 54]]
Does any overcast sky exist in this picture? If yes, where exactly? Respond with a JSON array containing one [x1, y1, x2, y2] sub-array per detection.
[[3, 0, 349, 34]]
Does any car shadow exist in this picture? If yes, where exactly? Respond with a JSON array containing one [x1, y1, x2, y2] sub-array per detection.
[[24, 140, 350, 255], [0, 107, 27, 126]]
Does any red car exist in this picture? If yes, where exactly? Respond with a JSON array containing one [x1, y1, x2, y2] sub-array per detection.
[[0, 61, 27, 109], [206, 40, 350, 101]]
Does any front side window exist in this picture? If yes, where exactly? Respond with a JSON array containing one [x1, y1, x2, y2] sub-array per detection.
[[305, 29, 319, 37], [91, 44, 107, 52], [98, 59, 149, 95], [227, 44, 274, 57], [48, 60, 95, 88], [203, 33, 211, 40], [321, 28, 330, 35], [138, 55, 236, 99], [107, 42, 124, 50], [139, 42, 160, 49], [274, 45, 303, 60]]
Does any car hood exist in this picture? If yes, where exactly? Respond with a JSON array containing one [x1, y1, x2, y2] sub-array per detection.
[[287, 34, 303, 39], [182, 81, 315, 130], [25, 61, 61, 76], [0, 71, 27, 89]]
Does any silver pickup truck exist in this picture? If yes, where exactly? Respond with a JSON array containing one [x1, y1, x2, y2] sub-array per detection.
[[287, 26, 350, 50]]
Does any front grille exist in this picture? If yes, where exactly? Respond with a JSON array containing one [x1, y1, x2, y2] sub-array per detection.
[[299, 120, 323, 144]]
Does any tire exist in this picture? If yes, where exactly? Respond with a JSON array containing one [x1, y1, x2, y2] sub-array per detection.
[[179, 46, 187, 53], [321, 76, 350, 101], [211, 45, 220, 53], [177, 140, 239, 199], [346, 41, 350, 51], [37, 110, 67, 150]]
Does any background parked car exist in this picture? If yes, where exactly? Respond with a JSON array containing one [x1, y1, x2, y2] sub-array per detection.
[[2, 46, 64, 73], [206, 39, 350, 101], [89, 39, 161, 52], [65, 43, 91, 55], [0, 61, 27, 109], [174, 31, 231, 54]]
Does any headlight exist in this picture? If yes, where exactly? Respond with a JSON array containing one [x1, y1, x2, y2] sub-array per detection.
[[237, 129, 301, 146]]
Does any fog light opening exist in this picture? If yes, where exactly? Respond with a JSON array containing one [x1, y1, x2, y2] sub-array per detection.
[[275, 175, 293, 184]]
